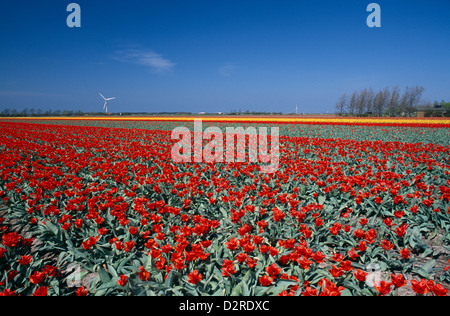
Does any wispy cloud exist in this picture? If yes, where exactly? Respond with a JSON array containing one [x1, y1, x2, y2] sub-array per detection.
[[218, 64, 236, 77], [112, 49, 176, 73]]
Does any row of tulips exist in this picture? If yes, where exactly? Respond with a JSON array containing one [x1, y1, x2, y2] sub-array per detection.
[[0, 120, 449, 296]]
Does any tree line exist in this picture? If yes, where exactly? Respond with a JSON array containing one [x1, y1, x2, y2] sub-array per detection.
[[0, 108, 285, 117], [335, 85, 425, 117], [0, 108, 87, 117]]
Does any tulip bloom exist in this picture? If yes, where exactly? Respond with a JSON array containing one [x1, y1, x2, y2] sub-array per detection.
[[399, 248, 411, 259], [2, 232, 21, 248], [138, 266, 150, 281], [353, 269, 368, 282], [17, 255, 33, 266], [188, 270, 203, 285], [411, 279, 429, 295], [374, 280, 392, 296], [76, 287, 88, 296], [32, 286, 48, 296], [29, 271, 46, 285], [266, 263, 282, 277], [117, 275, 128, 287], [329, 265, 344, 278], [221, 260, 236, 277], [259, 275, 273, 286], [390, 273, 407, 288]]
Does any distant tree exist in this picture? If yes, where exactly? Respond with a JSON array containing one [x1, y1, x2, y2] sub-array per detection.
[[442, 100, 450, 117], [336, 85, 426, 117], [1, 109, 11, 116], [346, 91, 358, 116], [399, 86, 424, 115], [373, 88, 389, 116], [365, 88, 375, 114], [335, 93, 348, 116], [386, 85, 400, 116], [356, 88, 369, 116], [62, 110, 74, 116], [424, 109, 434, 117], [421, 101, 433, 109], [433, 110, 443, 117], [408, 86, 425, 113], [381, 87, 391, 116]]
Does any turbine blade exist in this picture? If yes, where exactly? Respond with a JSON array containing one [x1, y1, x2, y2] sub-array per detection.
[[99, 93, 106, 100]]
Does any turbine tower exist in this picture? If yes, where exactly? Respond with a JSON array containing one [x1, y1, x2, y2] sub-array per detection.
[[99, 93, 116, 114]]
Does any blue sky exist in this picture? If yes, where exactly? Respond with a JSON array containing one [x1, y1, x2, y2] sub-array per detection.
[[0, 0, 449, 114]]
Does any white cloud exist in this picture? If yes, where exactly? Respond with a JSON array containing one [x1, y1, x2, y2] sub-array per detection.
[[113, 49, 176, 73], [218, 64, 236, 77]]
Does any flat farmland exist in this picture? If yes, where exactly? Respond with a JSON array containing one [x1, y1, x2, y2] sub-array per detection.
[[0, 117, 449, 296]]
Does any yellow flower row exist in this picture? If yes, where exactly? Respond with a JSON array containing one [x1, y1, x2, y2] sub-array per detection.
[[1, 116, 450, 125]]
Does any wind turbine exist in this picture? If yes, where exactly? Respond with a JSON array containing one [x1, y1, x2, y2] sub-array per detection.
[[99, 93, 116, 113]]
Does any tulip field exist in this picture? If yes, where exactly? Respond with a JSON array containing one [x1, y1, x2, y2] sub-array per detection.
[[0, 116, 450, 296]]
